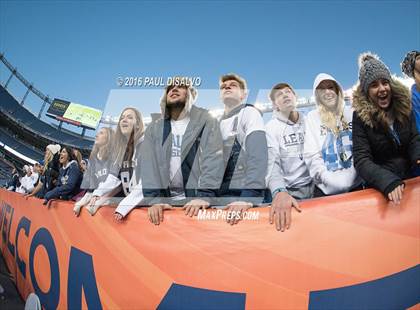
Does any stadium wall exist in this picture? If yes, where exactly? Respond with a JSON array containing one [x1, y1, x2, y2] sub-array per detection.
[[0, 179, 419, 309]]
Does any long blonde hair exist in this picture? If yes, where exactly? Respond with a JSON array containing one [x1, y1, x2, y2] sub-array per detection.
[[43, 149, 53, 174], [90, 127, 114, 161], [113, 107, 144, 166], [316, 81, 349, 135]]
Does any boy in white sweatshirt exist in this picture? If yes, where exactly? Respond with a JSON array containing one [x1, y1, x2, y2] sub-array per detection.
[[16, 165, 38, 194], [304, 73, 360, 196], [266, 83, 311, 231]]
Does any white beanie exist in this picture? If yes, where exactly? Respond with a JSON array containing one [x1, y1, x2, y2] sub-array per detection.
[[47, 144, 61, 155]]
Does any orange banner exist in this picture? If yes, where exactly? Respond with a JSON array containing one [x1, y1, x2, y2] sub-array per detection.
[[1, 178, 419, 309]]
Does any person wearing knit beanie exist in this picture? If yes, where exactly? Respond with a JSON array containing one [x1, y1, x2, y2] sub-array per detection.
[[352, 51, 420, 204], [46, 144, 61, 155], [401, 50, 420, 134], [358, 52, 392, 96]]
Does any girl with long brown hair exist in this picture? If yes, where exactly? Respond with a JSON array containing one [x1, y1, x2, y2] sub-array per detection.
[[86, 107, 145, 221], [353, 52, 420, 203]]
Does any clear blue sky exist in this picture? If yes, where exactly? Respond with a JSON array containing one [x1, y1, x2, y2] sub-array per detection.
[[0, 0, 419, 132]]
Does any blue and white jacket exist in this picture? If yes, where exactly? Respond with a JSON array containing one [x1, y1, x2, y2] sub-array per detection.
[[44, 160, 82, 201]]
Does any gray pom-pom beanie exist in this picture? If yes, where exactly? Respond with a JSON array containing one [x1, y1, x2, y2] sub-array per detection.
[[358, 52, 391, 95]]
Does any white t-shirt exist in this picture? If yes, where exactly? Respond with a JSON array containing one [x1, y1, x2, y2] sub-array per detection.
[[219, 105, 265, 148], [170, 116, 190, 200]]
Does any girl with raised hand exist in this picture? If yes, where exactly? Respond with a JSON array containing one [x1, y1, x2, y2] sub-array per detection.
[[86, 107, 145, 221], [43, 146, 83, 205]]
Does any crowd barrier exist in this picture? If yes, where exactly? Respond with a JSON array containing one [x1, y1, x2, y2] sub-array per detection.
[[0, 178, 419, 309]]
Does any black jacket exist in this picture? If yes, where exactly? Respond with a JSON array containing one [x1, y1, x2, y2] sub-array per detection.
[[38, 153, 60, 199], [352, 81, 420, 196]]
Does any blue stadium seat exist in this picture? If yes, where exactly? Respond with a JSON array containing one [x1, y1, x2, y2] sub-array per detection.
[[0, 127, 44, 162]]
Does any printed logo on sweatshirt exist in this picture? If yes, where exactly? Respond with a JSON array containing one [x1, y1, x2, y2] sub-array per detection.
[[172, 134, 183, 157], [94, 168, 108, 179], [320, 125, 328, 136], [322, 130, 353, 171], [122, 159, 137, 169], [120, 169, 136, 196], [61, 175, 69, 185], [282, 132, 304, 146], [120, 159, 137, 195]]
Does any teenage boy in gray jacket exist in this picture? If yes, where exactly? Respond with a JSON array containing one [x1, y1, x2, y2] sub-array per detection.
[[141, 81, 224, 225], [218, 73, 268, 225]]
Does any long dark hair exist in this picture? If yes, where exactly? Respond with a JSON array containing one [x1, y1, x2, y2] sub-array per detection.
[[60, 147, 78, 168]]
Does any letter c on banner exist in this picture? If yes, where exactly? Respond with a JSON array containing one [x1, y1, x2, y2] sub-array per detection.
[[15, 216, 31, 278], [29, 228, 60, 310]]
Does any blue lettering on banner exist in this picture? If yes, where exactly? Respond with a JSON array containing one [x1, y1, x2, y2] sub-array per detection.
[[29, 228, 60, 310], [1, 203, 7, 243], [0, 202, 5, 232], [15, 216, 31, 278], [157, 283, 246, 310], [309, 264, 420, 309], [0, 199, 103, 310], [0, 203, 15, 256], [67, 247, 103, 310], [6, 204, 15, 257]]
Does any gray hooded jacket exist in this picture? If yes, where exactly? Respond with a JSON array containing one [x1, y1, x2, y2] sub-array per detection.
[[141, 87, 224, 206]]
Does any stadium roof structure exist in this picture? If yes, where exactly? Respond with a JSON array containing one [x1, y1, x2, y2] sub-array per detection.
[[0, 86, 94, 150]]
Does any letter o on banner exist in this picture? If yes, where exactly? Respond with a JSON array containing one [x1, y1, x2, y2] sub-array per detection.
[[29, 228, 60, 310]]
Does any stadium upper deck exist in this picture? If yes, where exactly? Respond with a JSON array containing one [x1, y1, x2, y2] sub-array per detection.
[[0, 86, 94, 150], [0, 54, 96, 167]]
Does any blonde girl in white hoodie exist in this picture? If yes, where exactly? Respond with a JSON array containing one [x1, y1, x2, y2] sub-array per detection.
[[304, 73, 361, 196]]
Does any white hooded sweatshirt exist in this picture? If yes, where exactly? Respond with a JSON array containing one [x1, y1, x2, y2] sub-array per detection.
[[16, 165, 37, 194], [304, 73, 359, 195], [266, 110, 311, 193]]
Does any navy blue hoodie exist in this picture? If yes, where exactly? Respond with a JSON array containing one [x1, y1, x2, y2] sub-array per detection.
[[44, 160, 82, 201]]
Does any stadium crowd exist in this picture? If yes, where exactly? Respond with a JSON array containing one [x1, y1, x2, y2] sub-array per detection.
[[4, 51, 420, 232]]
